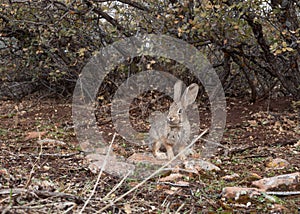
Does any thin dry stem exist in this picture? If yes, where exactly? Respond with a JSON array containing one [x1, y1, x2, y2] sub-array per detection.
[[97, 129, 209, 213], [79, 133, 116, 213]]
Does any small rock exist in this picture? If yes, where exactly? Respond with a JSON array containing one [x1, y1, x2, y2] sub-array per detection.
[[184, 159, 221, 172], [215, 159, 222, 164], [252, 172, 300, 191], [89, 158, 135, 178], [86, 152, 135, 177], [221, 187, 262, 200], [265, 158, 289, 169], [175, 181, 190, 187], [222, 173, 240, 181], [86, 150, 116, 161]]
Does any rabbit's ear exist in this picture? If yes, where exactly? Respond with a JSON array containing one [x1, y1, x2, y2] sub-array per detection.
[[173, 80, 183, 102], [181, 83, 199, 108]]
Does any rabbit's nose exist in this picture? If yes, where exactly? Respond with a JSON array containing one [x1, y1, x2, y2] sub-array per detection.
[[168, 116, 175, 122]]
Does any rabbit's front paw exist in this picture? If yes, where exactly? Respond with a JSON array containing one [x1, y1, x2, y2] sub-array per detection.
[[155, 152, 168, 160], [177, 146, 188, 160], [165, 144, 175, 160]]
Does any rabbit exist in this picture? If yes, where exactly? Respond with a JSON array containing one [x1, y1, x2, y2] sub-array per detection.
[[149, 80, 199, 160]]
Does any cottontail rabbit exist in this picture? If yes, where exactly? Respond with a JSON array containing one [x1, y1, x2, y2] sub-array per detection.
[[149, 80, 199, 160]]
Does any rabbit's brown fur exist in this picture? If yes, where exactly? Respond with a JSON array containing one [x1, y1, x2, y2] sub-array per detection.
[[149, 80, 199, 160]]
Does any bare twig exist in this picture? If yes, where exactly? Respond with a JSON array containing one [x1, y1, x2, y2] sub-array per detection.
[[97, 129, 209, 213], [266, 191, 300, 196], [175, 202, 186, 214], [24, 136, 44, 189], [91, 0, 149, 11], [37, 138, 66, 145], [158, 182, 189, 187], [79, 133, 116, 213], [31, 152, 80, 158], [0, 188, 83, 203], [103, 170, 132, 201]]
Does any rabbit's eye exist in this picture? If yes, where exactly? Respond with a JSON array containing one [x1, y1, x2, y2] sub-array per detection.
[[178, 108, 182, 114]]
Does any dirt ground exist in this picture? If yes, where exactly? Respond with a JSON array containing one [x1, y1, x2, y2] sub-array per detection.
[[0, 95, 299, 213]]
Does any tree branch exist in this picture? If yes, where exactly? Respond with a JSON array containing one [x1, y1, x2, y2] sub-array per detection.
[[84, 0, 131, 37], [92, 0, 150, 11], [116, 0, 150, 12]]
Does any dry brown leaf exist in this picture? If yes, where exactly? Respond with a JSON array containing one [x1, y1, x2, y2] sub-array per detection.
[[159, 173, 183, 182], [164, 189, 176, 195], [156, 184, 168, 190], [222, 173, 240, 181], [294, 140, 300, 147], [124, 204, 132, 214], [245, 172, 262, 181], [248, 120, 258, 127], [274, 121, 281, 128], [24, 131, 47, 140]]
